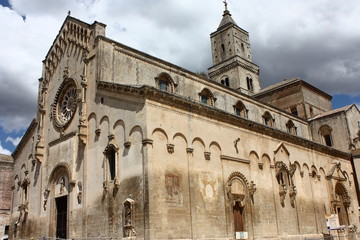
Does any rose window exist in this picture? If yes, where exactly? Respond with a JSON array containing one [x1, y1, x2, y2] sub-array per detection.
[[52, 79, 78, 129], [59, 87, 77, 123]]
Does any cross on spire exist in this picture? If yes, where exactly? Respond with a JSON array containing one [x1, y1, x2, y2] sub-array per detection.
[[223, 0, 228, 11]]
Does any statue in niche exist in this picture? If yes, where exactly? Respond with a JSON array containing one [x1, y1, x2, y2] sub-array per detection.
[[123, 198, 136, 238]]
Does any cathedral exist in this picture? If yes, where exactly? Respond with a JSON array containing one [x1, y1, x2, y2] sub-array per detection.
[[9, 4, 360, 240]]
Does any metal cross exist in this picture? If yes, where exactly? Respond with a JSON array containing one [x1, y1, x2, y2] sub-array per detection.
[[223, 0, 228, 11]]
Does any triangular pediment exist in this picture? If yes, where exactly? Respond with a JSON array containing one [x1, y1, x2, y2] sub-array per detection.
[[43, 16, 106, 82], [274, 142, 290, 156], [274, 142, 290, 164]]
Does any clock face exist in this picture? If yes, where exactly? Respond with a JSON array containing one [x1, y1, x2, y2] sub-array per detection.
[[53, 80, 78, 128]]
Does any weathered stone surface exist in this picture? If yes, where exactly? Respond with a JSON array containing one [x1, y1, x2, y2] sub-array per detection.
[[8, 8, 360, 240]]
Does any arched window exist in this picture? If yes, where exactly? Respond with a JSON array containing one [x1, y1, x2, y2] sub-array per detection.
[[262, 111, 274, 127], [234, 101, 248, 118], [286, 120, 297, 135], [198, 88, 215, 106], [221, 75, 230, 87], [104, 144, 118, 181], [319, 125, 333, 147], [246, 76, 253, 91], [155, 73, 176, 93]]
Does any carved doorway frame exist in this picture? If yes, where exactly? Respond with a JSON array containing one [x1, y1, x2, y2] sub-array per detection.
[[226, 172, 256, 239], [48, 165, 71, 239]]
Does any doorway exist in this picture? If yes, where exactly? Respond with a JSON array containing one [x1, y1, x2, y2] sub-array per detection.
[[233, 201, 244, 232], [56, 196, 67, 239]]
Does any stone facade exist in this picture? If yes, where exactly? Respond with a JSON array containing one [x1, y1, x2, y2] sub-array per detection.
[[9, 7, 360, 240], [0, 154, 14, 240]]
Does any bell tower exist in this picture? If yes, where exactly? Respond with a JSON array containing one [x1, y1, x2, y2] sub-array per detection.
[[208, 1, 260, 94]]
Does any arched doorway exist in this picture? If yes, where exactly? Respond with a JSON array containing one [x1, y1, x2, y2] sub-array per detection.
[[226, 172, 256, 239], [54, 175, 69, 239], [48, 165, 71, 239], [333, 182, 350, 226]]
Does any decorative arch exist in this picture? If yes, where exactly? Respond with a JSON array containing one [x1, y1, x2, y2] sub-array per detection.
[[294, 161, 301, 174], [310, 165, 318, 180], [87, 112, 97, 122], [209, 141, 222, 153], [192, 137, 206, 149], [99, 116, 110, 137], [249, 151, 259, 160], [152, 128, 169, 142], [113, 119, 125, 131], [302, 163, 309, 172], [99, 116, 109, 126], [129, 125, 143, 143], [261, 154, 271, 169], [113, 119, 125, 144], [173, 133, 188, 145]]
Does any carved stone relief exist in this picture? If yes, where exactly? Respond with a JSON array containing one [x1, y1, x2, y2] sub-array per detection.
[[226, 172, 256, 206], [199, 172, 218, 201]]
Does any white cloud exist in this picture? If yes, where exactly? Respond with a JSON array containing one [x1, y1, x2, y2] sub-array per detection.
[[6, 136, 22, 147], [0, 141, 11, 155], [0, 0, 360, 132]]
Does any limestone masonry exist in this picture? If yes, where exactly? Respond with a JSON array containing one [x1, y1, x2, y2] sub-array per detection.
[[8, 5, 360, 240]]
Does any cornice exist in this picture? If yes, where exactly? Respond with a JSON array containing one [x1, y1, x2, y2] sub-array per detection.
[[97, 82, 351, 161], [12, 119, 38, 160], [49, 132, 77, 147], [208, 59, 259, 78]]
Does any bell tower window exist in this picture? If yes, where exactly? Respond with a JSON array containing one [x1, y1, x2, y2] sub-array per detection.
[[246, 77, 253, 91], [221, 76, 230, 87], [221, 44, 225, 52]]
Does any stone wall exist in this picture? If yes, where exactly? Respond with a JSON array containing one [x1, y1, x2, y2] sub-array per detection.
[[0, 154, 14, 240]]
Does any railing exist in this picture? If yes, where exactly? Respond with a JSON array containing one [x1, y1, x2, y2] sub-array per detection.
[[305, 232, 360, 240]]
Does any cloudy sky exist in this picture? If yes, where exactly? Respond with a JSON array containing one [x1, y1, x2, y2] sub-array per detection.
[[0, 0, 359, 154]]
